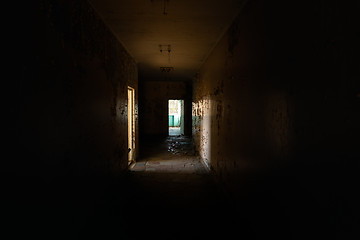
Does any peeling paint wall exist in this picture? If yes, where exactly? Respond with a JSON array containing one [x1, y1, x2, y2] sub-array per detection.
[[193, 0, 270, 183], [193, 0, 360, 193], [140, 81, 192, 137], [13, 0, 138, 178]]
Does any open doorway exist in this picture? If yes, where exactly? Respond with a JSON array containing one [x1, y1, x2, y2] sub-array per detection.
[[128, 86, 135, 165], [168, 99, 184, 136]]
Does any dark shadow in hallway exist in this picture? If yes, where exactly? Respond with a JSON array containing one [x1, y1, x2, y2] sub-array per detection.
[[118, 135, 253, 239], [72, 138, 359, 240], [8, 137, 358, 239]]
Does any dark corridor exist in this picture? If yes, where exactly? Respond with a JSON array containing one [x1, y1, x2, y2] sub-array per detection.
[[7, 0, 360, 239]]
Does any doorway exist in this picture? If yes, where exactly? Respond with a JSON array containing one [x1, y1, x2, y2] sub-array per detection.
[[128, 86, 135, 165], [168, 99, 184, 136]]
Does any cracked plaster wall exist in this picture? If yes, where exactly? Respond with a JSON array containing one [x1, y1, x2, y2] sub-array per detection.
[[12, 0, 138, 178], [193, 0, 360, 194]]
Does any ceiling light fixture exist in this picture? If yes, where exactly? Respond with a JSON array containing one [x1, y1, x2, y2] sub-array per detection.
[[160, 66, 174, 81], [159, 44, 172, 63], [160, 67, 174, 73], [151, 0, 170, 15]]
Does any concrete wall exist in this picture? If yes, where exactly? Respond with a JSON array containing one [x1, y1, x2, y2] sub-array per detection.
[[12, 0, 138, 178], [5, 1, 138, 237], [140, 81, 192, 137], [193, 0, 359, 203]]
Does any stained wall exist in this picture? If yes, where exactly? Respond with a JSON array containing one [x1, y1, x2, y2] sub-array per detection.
[[12, 0, 138, 178], [193, 0, 360, 198]]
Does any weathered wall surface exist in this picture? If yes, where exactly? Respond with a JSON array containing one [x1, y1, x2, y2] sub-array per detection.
[[140, 81, 192, 137], [6, 1, 138, 236], [193, 0, 278, 181], [193, 0, 360, 224], [12, 0, 138, 178]]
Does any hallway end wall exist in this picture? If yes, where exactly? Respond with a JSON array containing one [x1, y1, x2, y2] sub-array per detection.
[[139, 81, 192, 138]]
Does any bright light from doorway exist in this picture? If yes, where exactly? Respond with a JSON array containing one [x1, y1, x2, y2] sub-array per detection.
[[168, 99, 184, 136]]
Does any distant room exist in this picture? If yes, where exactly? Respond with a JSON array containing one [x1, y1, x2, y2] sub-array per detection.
[[168, 99, 184, 136]]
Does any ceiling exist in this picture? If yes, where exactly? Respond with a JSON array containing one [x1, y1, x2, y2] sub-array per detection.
[[89, 0, 245, 81]]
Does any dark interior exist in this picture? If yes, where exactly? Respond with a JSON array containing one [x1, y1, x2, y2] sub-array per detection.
[[7, 0, 360, 239]]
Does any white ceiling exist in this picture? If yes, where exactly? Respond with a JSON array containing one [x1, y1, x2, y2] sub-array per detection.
[[89, 0, 245, 81]]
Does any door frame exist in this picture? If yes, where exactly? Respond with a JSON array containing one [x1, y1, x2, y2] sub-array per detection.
[[128, 86, 135, 165]]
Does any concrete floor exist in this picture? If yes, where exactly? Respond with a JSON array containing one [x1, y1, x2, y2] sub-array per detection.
[[123, 136, 358, 239], [126, 135, 246, 239], [168, 127, 181, 136], [10, 136, 357, 239], [8, 136, 244, 240]]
